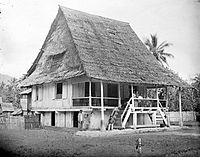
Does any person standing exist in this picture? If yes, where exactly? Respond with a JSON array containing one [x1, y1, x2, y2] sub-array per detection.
[[78, 110, 84, 130], [107, 115, 115, 130]]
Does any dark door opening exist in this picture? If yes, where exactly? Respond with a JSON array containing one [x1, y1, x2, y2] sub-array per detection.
[[51, 111, 55, 126], [73, 112, 79, 127]]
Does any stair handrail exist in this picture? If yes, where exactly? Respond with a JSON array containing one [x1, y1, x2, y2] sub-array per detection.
[[158, 101, 167, 112], [121, 97, 133, 120], [158, 101, 168, 126], [111, 107, 118, 117]]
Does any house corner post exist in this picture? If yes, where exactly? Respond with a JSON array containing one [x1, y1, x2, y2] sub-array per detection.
[[178, 87, 183, 127], [100, 81, 105, 131]]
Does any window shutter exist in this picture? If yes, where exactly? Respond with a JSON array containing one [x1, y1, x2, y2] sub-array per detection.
[[52, 83, 56, 99], [63, 82, 68, 99], [32, 86, 36, 101], [39, 86, 43, 101]]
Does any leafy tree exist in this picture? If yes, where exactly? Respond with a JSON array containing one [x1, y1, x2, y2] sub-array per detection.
[[144, 34, 174, 66], [0, 78, 22, 108], [191, 74, 200, 113], [167, 86, 195, 112]]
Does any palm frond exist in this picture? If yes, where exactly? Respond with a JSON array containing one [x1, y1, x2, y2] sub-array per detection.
[[160, 56, 169, 66], [144, 34, 174, 68], [150, 34, 158, 48], [160, 52, 174, 58], [157, 41, 172, 50], [144, 39, 153, 51]]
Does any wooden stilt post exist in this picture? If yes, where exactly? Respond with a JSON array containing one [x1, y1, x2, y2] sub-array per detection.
[[152, 112, 156, 125], [131, 84, 136, 128], [89, 81, 92, 107], [133, 113, 137, 129], [41, 112, 44, 127], [178, 87, 183, 127], [118, 83, 121, 108], [100, 81, 105, 131]]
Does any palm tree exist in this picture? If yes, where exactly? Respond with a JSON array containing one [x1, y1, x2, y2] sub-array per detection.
[[192, 74, 200, 90], [144, 34, 174, 67]]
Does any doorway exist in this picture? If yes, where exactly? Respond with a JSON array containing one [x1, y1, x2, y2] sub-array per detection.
[[51, 111, 55, 126], [73, 112, 79, 127]]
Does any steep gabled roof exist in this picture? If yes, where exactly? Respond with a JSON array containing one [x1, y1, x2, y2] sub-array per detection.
[[21, 6, 188, 87]]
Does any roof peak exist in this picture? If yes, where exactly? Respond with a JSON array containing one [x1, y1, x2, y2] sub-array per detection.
[[58, 5, 129, 25]]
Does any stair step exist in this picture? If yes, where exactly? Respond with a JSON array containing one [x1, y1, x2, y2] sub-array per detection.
[[156, 119, 163, 121], [113, 126, 123, 129]]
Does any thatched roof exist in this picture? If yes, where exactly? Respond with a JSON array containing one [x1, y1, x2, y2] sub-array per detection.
[[21, 6, 188, 87]]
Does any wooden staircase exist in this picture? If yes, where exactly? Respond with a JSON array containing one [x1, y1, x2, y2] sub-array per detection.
[[108, 98, 169, 129], [156, 111, 164, 126], [156, 107, 169, 127]]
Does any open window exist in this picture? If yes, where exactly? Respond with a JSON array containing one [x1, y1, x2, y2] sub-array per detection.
[[56, 83, 63, 99], [104, 83, 118, 98], [36, 86, 39, 101]]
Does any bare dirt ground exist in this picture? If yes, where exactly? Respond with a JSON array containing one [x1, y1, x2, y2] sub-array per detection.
[[0, 124, 199, 157]]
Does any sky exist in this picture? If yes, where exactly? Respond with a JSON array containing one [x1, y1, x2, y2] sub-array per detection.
[[0, 0, 200, 82]]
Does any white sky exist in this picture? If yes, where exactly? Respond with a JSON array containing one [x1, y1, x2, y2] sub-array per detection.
[[0, 0, 200, 82]]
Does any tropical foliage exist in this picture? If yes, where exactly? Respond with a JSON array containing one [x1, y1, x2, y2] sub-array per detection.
[[168, 87, 194, 112], [144, 34, 174, 66], [192, 74, 200, 113], [167, 74, 200, 113], [0, 78, 22, 108]]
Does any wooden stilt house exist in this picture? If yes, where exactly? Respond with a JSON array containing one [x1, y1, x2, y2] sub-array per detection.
[[21, 6, 189, 130]]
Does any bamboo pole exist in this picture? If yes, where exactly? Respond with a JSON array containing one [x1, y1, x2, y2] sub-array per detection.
[[178, 87, 183, 127], [100, 81, 105, 131]]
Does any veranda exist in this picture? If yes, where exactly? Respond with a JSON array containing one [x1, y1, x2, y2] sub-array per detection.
[[72, 80, 181, 130]]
